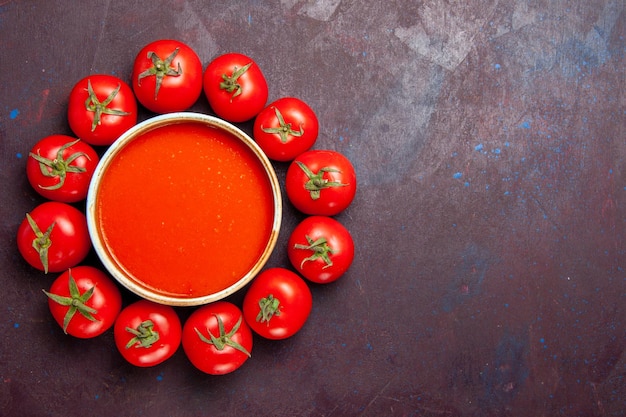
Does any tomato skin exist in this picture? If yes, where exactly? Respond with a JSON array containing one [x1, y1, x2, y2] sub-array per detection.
[[114, 300, 182, 367], [26, 135, 99, 202], [67, 74, 138, 146], [243, 268, 312, 340], [16, 202, 91, 273], [285, 150, 357, 216], [182, 301, 253, 375], [45, 266, 122, 338], [203, 53, 268, 123], [253, 97, 319, 161], [287, 216, 354, 284], [132, 39, 203, 113]]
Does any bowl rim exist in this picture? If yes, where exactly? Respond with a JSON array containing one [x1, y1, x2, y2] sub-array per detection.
[[86, 112, 282, 306]]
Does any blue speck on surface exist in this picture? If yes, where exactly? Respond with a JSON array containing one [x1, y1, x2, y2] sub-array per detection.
[[453, 172, 463, 179], [156, 373, 163, 381], [16, 153, 22, 159], [520, 121, 531, 129], [10, 108, 19, 119], [339, 136, 344, 142], [13, 323, 19, 328], [475, 143, 484, 151], [494, 63, 501, 69]]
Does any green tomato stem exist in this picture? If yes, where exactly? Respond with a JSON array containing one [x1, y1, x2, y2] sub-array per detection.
[[256, 294, 281, 324], [42, 269, 99, 334], [125, 320, 160, 349], [84, 79, 131, 132], [294, 235, 336, 269], [261, 106, 304, 143], [28, 139, 90, 191], [219, 62, 252, 101], [194, 314, 250, 357], [136, 48, 183, 99], [26, 213, 55, 273], [295, 161, 348, 200]]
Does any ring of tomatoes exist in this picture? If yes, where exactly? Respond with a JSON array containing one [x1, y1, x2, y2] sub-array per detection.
[[17, 40, 361, 375]]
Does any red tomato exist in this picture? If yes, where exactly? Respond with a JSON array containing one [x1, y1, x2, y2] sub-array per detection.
[[243, 268, 312, 340], [16, 202, 91, 274], [253, 97, 319, 161], [67, 74, 137, 146], [182, 301, 252, 375], [203, 53, 268, 122], [114, 300, 182, 367], [132, 39, 203, 113], [43, 266, 122, 338], [287, 216, 354, 284], [285, 150, 357, 216], [26, 135, 99, 202]]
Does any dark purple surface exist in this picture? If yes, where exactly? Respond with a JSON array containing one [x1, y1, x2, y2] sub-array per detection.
[[1, 1, 625, 416]]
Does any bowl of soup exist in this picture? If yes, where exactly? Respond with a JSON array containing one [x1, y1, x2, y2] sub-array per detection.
[[86, 112, 281, 306]]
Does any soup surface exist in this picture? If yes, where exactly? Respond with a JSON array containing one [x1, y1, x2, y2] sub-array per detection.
[[95, 122, 275, 298]]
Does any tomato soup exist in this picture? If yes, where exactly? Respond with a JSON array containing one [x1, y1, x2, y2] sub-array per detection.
[[88, 115, 280, 305]]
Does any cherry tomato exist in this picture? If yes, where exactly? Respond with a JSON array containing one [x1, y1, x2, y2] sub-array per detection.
[[26, 135, 99, 202], [114, 300, 182, 367], [67, 74, 137, 146], [285, 150, 357, 216], [132, 39, 203, 113], [287, 216, 354, 284], [203, 53, 268, 122], [253, 97, 319, 161], [243, 268, 312, 340], [43, 266, 122, 338], [16, 202, 91, 274], [182, 301, 252, 375]]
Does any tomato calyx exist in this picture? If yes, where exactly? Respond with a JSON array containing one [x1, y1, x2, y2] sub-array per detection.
[[25, 213, 55, 273], [84, 79, 131, 132], [137, 48, 182, 99], [28, 139, 90, 191], [219, 62, 252, 101], [261, 107, 304, 143], [256, 294, 281, 325], [295, 161, 349, 200], [42, 269, 99, 333], [294, 235, 335, 269], [194, 314, 251, 357], [125, 320, 160, 349]]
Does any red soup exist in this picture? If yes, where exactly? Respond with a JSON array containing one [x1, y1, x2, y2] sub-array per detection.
[[89, 116, 280, 305]]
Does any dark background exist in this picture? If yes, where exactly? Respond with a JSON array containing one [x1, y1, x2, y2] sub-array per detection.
[[1, 1, 624, 416]]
